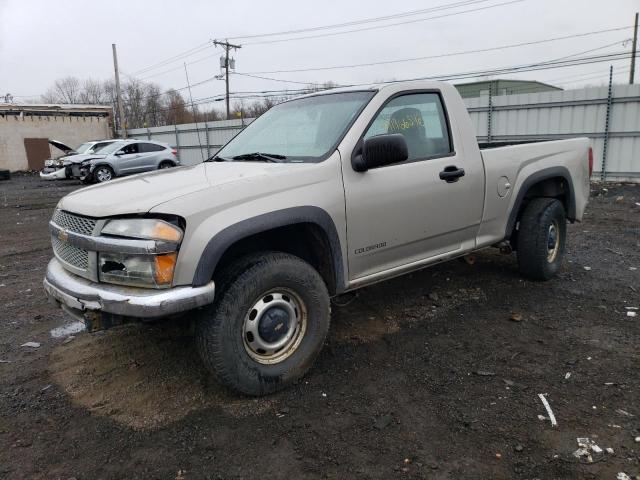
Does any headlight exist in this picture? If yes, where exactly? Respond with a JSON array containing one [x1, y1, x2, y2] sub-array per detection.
[[102, 218, 183, 242], [99, 218, 183, 288], [99, 252, 177, 288]]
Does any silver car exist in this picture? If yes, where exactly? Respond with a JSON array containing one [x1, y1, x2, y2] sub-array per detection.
[[40, 139, 118, 180], [68, 140, 180, 183]]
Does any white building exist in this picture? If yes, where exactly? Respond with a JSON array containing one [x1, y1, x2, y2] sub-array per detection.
[[0, 103, 113, 171]]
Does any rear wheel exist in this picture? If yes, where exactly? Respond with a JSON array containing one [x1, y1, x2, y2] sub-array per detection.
[[94, 165, 114, 183], [517, 198, 566, 280], [196, 252, 330, 396], [159, 161, 174, 169]]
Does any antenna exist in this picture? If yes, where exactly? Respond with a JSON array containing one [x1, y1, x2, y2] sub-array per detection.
[[184, 63, 205, 162]]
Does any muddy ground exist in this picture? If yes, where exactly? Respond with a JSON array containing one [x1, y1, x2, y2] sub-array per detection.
[[0, 173, 638, 480]]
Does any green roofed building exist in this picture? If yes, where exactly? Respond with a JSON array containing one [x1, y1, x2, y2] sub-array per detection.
[[454, 79, 562, 99]]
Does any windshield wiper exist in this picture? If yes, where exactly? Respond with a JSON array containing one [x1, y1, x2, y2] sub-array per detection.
[[204, 154, 231, 162], [231, 152, 287, 162]]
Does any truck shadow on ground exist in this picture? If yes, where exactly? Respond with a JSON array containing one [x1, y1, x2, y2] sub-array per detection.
[[48, 251, 513, 431]]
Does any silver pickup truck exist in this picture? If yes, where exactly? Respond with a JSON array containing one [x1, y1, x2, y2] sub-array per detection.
[[44, 81, 591, 395]]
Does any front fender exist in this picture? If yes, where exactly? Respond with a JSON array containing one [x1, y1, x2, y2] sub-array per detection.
[[191, 206, 345, 291]]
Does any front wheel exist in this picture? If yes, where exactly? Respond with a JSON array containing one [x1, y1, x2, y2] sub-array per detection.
[[93, 165, 114, 183], [196, 252, 330, 396], [517, 198, 566, 280]]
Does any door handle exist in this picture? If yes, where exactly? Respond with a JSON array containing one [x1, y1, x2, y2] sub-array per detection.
[[439, 166, 465, 183]]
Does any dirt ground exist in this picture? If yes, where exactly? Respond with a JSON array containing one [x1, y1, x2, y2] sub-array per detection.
[[0, 173, 639, 480]]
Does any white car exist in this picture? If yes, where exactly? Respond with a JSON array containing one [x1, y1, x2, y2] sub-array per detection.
[[39, 140, 117, 180]]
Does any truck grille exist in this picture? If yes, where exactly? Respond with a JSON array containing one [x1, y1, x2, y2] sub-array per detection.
[[52, 210, 97, 236], [51, 236, 89, 270]]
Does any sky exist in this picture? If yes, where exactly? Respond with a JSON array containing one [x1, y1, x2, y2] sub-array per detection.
[[0, 0, 638, 109]]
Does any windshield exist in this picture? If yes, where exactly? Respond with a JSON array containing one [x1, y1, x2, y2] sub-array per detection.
[[74, 143, 93, 154], [216, 91, 375, 163], [91, 142, 115, 153], [98, 142, 126, 155]]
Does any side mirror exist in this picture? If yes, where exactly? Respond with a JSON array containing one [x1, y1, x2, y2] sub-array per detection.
[[352, 133, 408, 172], [115, 151, 124, 156]]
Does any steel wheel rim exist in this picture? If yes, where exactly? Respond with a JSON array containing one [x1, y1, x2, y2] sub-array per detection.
[[547, 220, 560, 263], [96, 168, 112, 182], [242, 288, 307, 364]]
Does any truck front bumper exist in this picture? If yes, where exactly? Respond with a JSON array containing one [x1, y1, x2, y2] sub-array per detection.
[[43, 258, 216, 322]]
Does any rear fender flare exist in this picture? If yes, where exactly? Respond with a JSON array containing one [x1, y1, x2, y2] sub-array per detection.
[[505, 166, 576, 239]]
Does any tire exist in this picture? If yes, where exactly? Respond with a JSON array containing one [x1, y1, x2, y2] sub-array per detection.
[[93, 165, 114, 183], [196, 252, 331, 396], [80, 172, 93, 184], [159, 161, 174, 169], [517, 198, 566, 281], [0, 170, 10, 181]]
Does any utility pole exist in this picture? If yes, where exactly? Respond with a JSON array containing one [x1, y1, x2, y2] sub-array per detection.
[[630, 12, 638, 84], [213, 39, 241, 119], [112, 43, 127, 138]]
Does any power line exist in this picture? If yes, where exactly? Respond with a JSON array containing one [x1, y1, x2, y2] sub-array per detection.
[[242, 0, 525, 45], [137, 27, 629, 87], [137, 50, 221, 81], [231, 72, 317, 85], [131, 1, 494, 77], [548, 65, 629, 83], [207, 51, 640, 102], [123, 54, 635, 120], [237, 51, 637, 94], [397, 51, 635, 83], [131, 41, 214, 76], [240, 26, 632, 75], [226, 0, 493, 40], [555, 68, 630, 86]]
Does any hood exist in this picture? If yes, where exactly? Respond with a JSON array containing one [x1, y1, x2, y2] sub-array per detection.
[[57, 160, 325, 218], [58, 163, 212, 216], [63, 153, 107, 165], [49, 139, 75, 154]]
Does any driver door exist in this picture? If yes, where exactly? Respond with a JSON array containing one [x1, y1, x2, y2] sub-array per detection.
[[115, 143, 142, 174], [343, 91, 485, 280]]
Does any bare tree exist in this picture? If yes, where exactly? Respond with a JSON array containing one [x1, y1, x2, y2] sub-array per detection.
[[79, 78, 106, 104], [164, 89, 192, 125], [41, 76, 82, 103], [39, 75, 279, 127]]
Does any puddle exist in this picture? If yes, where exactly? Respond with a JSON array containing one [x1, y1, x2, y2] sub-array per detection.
[[50, 321, 86, 338]]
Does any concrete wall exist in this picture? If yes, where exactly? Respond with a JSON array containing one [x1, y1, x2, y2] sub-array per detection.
[[0, 115, 111, 171]]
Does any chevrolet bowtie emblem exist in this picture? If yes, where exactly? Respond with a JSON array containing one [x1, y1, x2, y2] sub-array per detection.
[[57, 229, 69, 242]]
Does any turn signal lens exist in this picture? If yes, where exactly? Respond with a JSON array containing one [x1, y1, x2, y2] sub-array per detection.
[[154, 253, 177, 285]]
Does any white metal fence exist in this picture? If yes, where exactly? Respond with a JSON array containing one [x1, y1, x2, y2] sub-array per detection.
[[466, 83, 640, 182], [124, 118, 254, 166], [123, 83, 640, 182]]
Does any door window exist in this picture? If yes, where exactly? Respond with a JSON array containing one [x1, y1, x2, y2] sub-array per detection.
[[138, 143, 165, 153], [118, 143, 140, 155], [364, 93, 452, 162]]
